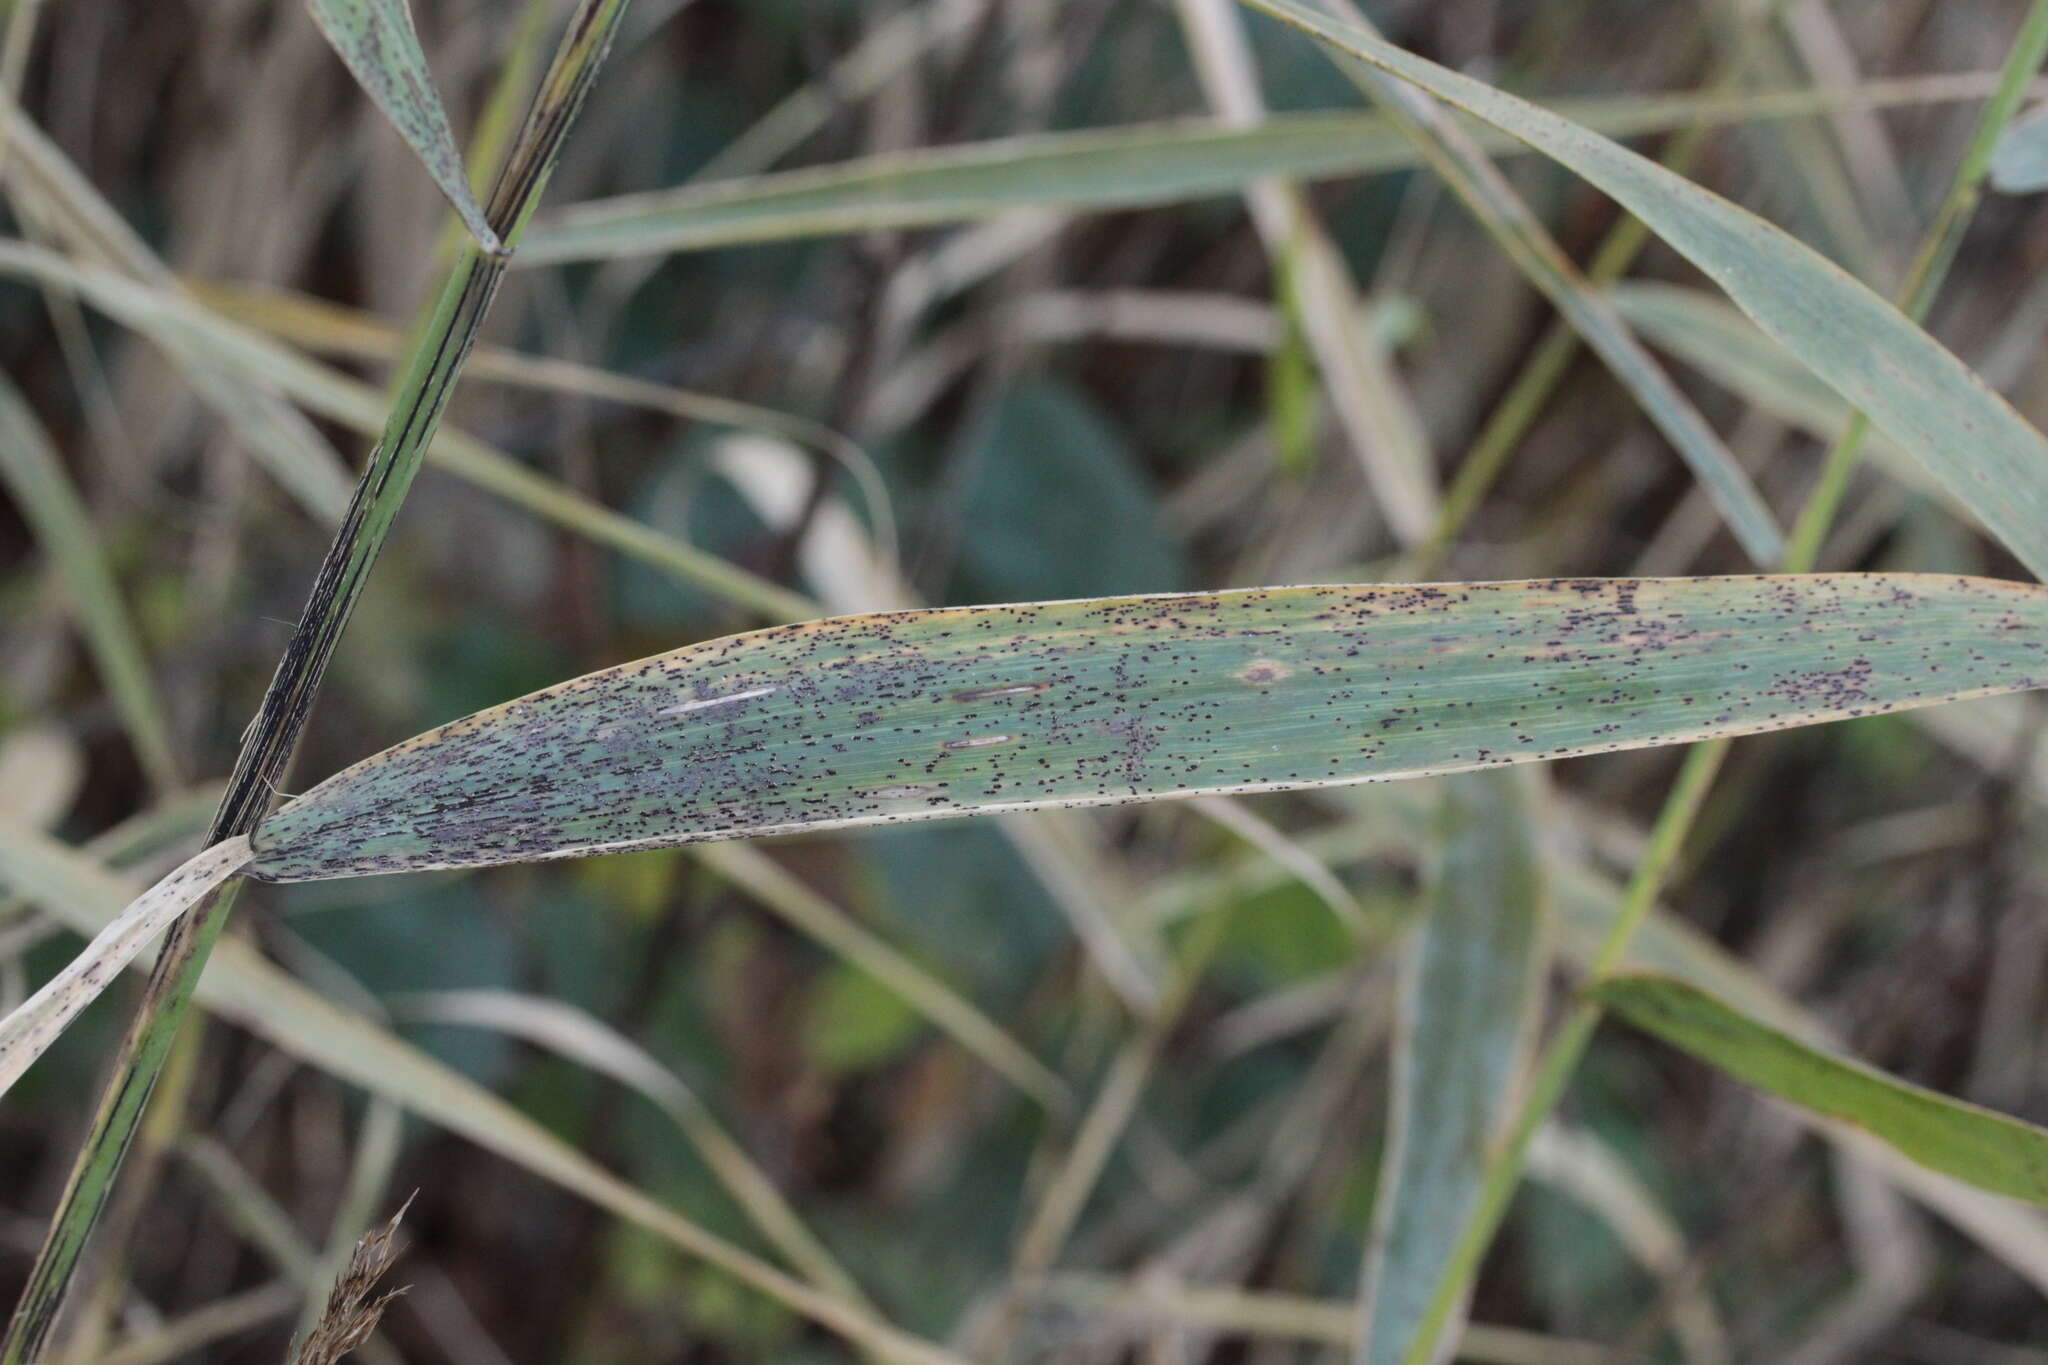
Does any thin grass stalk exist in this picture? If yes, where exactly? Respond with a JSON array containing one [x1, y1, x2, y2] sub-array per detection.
[[1390, 7, 2048, 1359], [0, 4, 634, 1355], [967, 897, 1237, 1359]]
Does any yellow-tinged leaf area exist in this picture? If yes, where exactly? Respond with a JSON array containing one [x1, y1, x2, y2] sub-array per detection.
[[248, 575, 2048, 880]]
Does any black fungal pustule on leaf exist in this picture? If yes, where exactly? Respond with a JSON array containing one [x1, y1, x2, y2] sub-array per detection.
[[247, 575, 2048, 881]]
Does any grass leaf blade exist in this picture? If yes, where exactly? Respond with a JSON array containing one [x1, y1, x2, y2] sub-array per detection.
[[1360, 770, 1546, 1364], [305, 0, 504, 255], [1237, 0, 2048, 583], [0, 836, 250, 1100], [1590, 972, 2048, 1206], [519, 76, 2015, 264], [251, 574, 2048, 879]]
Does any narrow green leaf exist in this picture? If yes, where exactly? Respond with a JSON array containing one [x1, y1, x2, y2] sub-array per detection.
[[1606, 281, 1958, 512], [1589, 973, 2048, 1206], [249, 574, 2048, 880], [1239, 0, 2048, 583], [1991, 105, 2048, 193], [1360, 770, 1545, 1364], [0, 375, 181, 792], [519, 75, 2013, 264], [305, 0, 503, 255]]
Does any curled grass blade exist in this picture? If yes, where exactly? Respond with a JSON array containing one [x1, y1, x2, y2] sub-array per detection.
[[1589, 973, 2048, 1206], [305, 0, 503, 254], [247, 574, 2048, 878], [1359, 770, 1546, 1364], [1238, 0, 2048, 583]]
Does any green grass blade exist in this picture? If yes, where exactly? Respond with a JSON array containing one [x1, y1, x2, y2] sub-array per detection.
[[518, 75, 2012, 264], [1238, 0, 2048, 583], [305, 0, 503, 255], [1359, 770, 1545, 1365], [1305, 0, 1781, 564], [0, 375, 180, 792], [1990, 104, 2048, 192], [1589, 973, 2048, 1206], [1606, 282, 1960, 511], [250, 574, 2048, 879]]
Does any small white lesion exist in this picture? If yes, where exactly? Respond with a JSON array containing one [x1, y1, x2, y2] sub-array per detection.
[[941, 734, 1014, 751], [654, 685, 779, 717]]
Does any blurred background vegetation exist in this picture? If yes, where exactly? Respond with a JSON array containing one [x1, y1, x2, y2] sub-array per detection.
[[8, 0, 2048, 1360]]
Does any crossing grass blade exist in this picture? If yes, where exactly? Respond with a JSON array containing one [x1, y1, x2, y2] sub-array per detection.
[[0, 96, 356, 522], [1236, 0, 2048, 584], [249, 574, 2048, 880], [1605, 282, 1965, 516], [1302, 0, 1781, 564], [1359, 770, 1546, 1365], [305, 0, 503, 255], [0, 837, 250, 1100], [0, 821, 962, 1365], [517, 75, 2014, 264], [1588, 973, 2048, 1206], [0, 375, 181, 793], [0, 240, 816, 623]]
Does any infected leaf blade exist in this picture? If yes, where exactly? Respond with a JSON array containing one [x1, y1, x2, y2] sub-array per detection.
[[1589, 973, 2048, 1206], [250, 574, 2048, 880], [306, 0, 503, 255], [0, 835, 251, 1099]]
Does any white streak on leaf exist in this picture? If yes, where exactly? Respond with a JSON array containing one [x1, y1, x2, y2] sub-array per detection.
[[654, 685, 780, 717]]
